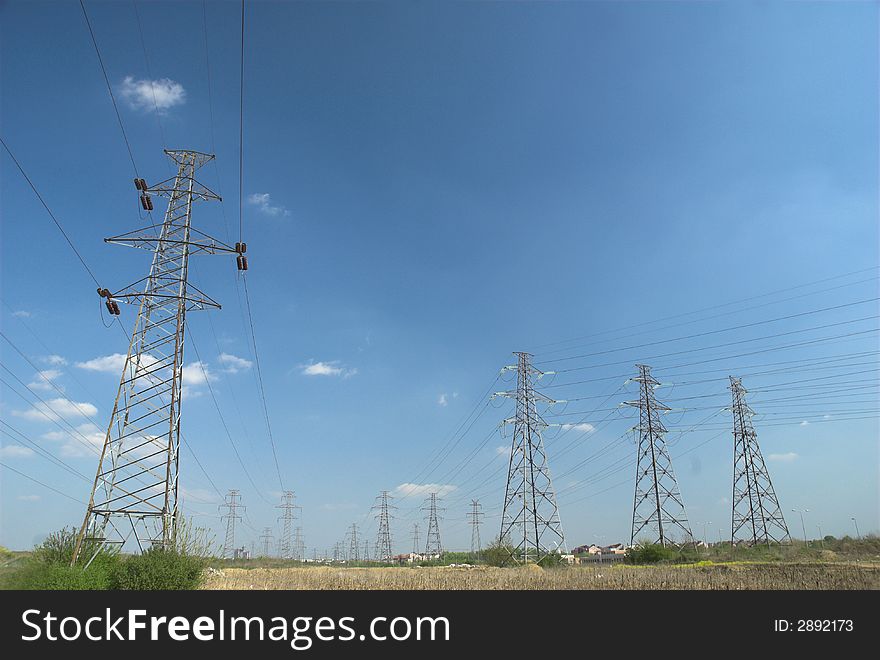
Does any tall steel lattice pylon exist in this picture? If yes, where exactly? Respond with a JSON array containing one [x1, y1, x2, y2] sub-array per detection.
[[276, 491, 301, 559], [467, 499, 483, 556], [362, 539, 370, 561], [498, 352, 566, 563], [219, 489, 244, 559], [411, 523, 421, 555], [260, 527, 274, 558], [72, 150, 243, 565], [373, 490, 395, 561], [423, 492, 444, 555], [625, 364, 693, 547], [293, 526, 305, 561], [729, 377, 791, 546], [348, 523, 360, 561]]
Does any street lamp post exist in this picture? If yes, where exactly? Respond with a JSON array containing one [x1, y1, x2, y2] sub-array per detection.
[[792, 509, 810, 545], [851, 517, 861, 539], [817, 523, 824, 550]]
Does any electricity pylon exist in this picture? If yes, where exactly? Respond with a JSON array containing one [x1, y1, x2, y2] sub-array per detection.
[[276, 491, 301, 559], [729, 377, 791, 546], [467, 499, 483, 556], [219, 489, 244, 559], [72, 150, 243, 565], [497, 352, 566, 563], [259, 527, 274, 557], [624, 364, 693, 547], [293, 527, 305, 561], [373, 490, 395, 561], [348, 523, 360, 561], [423, 493, 444, 555], [411, 523, 421, 555], [362, 539, 370, 561]]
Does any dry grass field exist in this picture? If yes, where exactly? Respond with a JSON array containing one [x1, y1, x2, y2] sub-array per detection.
[[201, 563, 880, 590]]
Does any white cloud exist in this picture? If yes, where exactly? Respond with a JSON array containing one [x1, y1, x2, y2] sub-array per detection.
[[13, 398, 98, 423], [16, 495, 41, 501], [768, 452, 798, 463], [300, 360, 357, 378], [800, 420, 810, 427], [394, 483, 457, 499], [42, 423, 105, 458], [76, 353, 127, 373], [28, 369, 63, 392], [0, 445, 35, 458], [181, 361, 216, 387], [43, 355, 67, 366], [561, 423, 595, 434], [119, 76, 186, 113], [181, 487, 221, 504], [218, 352, 252, 374], [247, 192, 290, 217], [438, 393, 448, 407], [496, 445, 511, 457], [11, 310, 31, 318]]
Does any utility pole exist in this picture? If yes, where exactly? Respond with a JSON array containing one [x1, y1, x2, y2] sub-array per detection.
[[72, 150, 241, 565], [373, 490, 395, 561], [276, 491, 301, 559], [497, 352, 566, 563], [423, 493, 444, 556], [293, 527, 305, 561], [467, 499, 483, 556], [348, 523, 360, 561], [791, 508, 810, 545], [624, 364, 693, 547], [259, 527, 274, 558], [411, 523, 421, 555], [219, 490, 244, 559], [729, 377, 791, 546]]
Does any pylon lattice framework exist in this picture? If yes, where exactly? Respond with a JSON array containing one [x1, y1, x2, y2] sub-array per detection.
[[293, 527, 305, 561], [625, 364, 693, 547], [260, 527, 274, 558], [411, 523, 420, 555], [348, 523, 360, 561], [423, 493, 444, 555], [498, 352, 566, 563], [467, 499, 483, 555], [373, 491, 395, 561], [72, 150, 242, 565], [276, 491, 301, 559], [730, 377, 791, 546], [219, 489, 244, 559]]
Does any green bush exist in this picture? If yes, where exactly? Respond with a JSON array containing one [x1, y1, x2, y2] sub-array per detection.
[[626, 542, 680, 564], [109, 548, 205, 590], [482, 539, 518, 567]]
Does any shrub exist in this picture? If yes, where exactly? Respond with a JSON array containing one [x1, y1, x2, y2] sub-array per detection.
[[11, 529, 120, 590], [109, 548, 205, 590], [626, 542, 679, 564], [483, 540, 518, 567]]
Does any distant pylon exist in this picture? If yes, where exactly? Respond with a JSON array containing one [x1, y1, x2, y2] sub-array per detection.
[[497, 352, 566, 563], [411, 523, 421, 555], [423, 492, 444, 555], [72, 150, 240, 565], [259, 527, 274, 557], [373, 490, 395, 561], [219, 490, 244, 559], [275, 491, 301, 559], [348, 523, 360, 561], [362, 539, 370, 561], [293, 526, 305, 561], [625, 364, 693, 547], [467, 499, 483, 556], [729, 377, 792, 546]]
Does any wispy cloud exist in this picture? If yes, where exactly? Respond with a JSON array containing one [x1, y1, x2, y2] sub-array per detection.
[[12, 310, 31, 318], [43, 355, 67, 366], [768, 452, 798, 463], [496, 445, 511, 457], [437, 393, 449, 407], [0, 445, 35, 458], [16, 494, 41, 501], [13, 398, 97, 423], [299, 360, 357, 378], [394, 483, 457, 498], [248, 193, 290, 217], [42, 423, 104, 458], [218, 352, 252, 374], [75, 353, 127, 373], [119, 76, 186, 113], [561, 423, 595, 433], [28, 369, 63, 392], [181, 361, 216, 387], [800, 420, 810, 427]]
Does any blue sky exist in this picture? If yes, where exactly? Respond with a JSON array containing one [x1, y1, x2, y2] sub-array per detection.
[[1, 0, 877, 554]]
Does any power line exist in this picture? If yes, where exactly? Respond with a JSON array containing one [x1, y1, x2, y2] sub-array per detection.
[[238, 0, 245, 244], [0, 137, 101, 287], [0, 461, 85, 504]]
